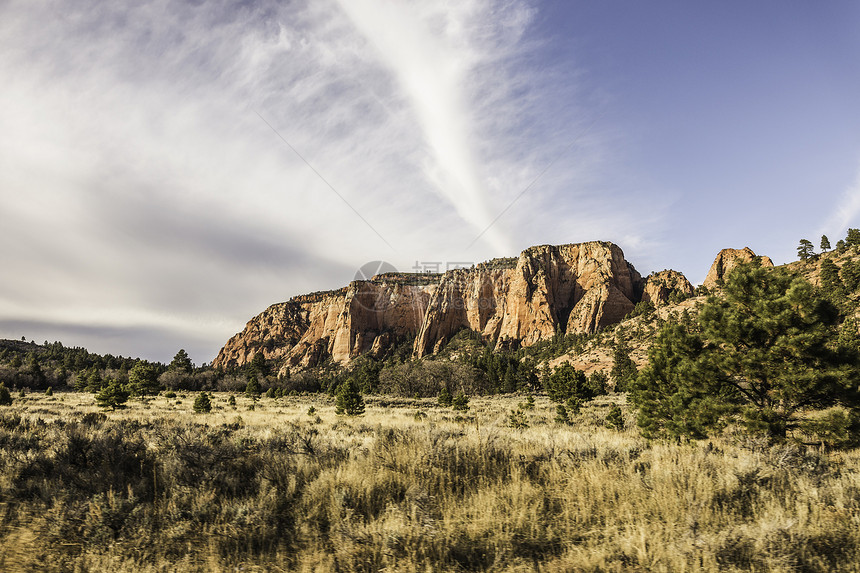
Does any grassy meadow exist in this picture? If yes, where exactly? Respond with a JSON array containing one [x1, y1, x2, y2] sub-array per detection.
[[0, 391, 859, 572]]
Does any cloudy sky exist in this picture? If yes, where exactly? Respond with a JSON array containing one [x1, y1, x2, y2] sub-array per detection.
[[2, 0, 859, 364]]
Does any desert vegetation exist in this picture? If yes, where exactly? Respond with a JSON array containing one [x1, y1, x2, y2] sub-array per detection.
[[2, 392, 860, 572]]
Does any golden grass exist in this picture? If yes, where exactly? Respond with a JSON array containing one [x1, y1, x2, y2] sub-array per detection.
[[1, 392, 858, 572]]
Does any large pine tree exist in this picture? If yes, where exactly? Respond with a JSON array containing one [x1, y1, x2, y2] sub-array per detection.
[[630, 261, 860, 440]]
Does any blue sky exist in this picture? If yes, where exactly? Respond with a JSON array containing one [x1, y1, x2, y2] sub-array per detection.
[[1, 0, 859, 363]]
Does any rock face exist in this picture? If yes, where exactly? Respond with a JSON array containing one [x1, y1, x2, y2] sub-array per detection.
[[641, 270, 695, 306], [213, 280, 437, 370], [213, 241, 660, 370], [702, 247, 773, 290]]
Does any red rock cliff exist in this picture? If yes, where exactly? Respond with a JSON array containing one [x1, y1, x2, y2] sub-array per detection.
[[213, 241, 653, 370]]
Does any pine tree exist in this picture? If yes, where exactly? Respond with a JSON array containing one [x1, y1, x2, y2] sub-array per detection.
[[544, 363, 592, 403], [610, 335, 637, 392], [245, 375, 262, 400], [193, 392, 212, 413], [169, 349, 193, 373], [452, 392, 470, 411], [0, 384, 12, 406], [821, 235, 831, 252], [95, 380, 129, 410], [847, 228, 860, 247], [335, 379, 365, 416], [128, 362, 160, 396], [438, 386, 453, 407], [797, 239, 815, 261], [630, 262, 860, 440], [606, 404, 624, 430]]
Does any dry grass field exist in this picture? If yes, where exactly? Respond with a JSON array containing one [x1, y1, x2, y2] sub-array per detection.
[[1, 391, 859, 572]]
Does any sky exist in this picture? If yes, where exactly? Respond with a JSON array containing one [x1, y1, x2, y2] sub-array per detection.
[[1, 0, 859, 364]]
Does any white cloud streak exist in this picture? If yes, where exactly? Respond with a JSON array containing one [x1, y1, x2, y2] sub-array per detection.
[[820, 163, 860, 239]]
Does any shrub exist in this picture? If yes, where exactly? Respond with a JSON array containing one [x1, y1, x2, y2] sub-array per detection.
[[228, 395, 236, 407], [45, 386, 53, 396]]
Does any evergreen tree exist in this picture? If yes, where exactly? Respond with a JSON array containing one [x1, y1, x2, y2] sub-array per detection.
[[169, 349, 193, 374], [438, 386, 453, 407], [249, 352, 268, 377], [606, 404, 624, 430], [335, 379, 365, 416], [452, 392, 470, 411], [0, 384, 12, 406], [245, 375, 262, 400], [587, 371, 609, 396], [841, 260, 860, 292], [797, 239, 815, 261], [554, 404, 571, 425], [128, 362, 160, 396], [610, 335, 637, 392], [630, 262, 860, 440], [95, 380, 129, 410], [193, 392, 212, 413], [847, 228, 860, 247], [544, 363, 592, 403], [821, 235, 831, 252]]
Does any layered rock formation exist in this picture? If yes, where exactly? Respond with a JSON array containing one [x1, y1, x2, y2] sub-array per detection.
[[702, 247, 774, 290], [213, 279, 437, 370], [641, 270, 695, 306], [214, 241, 668, 371]]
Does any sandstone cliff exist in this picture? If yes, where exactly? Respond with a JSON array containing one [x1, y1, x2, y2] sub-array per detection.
[[213, 241, 679, 371], [213, 279, 437, 370], [702, 247, 774, 290], [641, 270, 695, 306]]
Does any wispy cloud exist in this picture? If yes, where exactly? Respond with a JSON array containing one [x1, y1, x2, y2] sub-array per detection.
[[820, 163, 860, 239]]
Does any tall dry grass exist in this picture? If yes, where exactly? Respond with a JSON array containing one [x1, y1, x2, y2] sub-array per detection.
[[0, 392, 858, 572]]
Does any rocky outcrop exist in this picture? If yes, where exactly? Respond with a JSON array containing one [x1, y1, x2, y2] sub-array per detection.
[[214, 241, 647, 370], [702, 247, 773, 290], [641, 270, 695, 306], [213, 279, 437, 370], [412, 242, 644, 356]]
